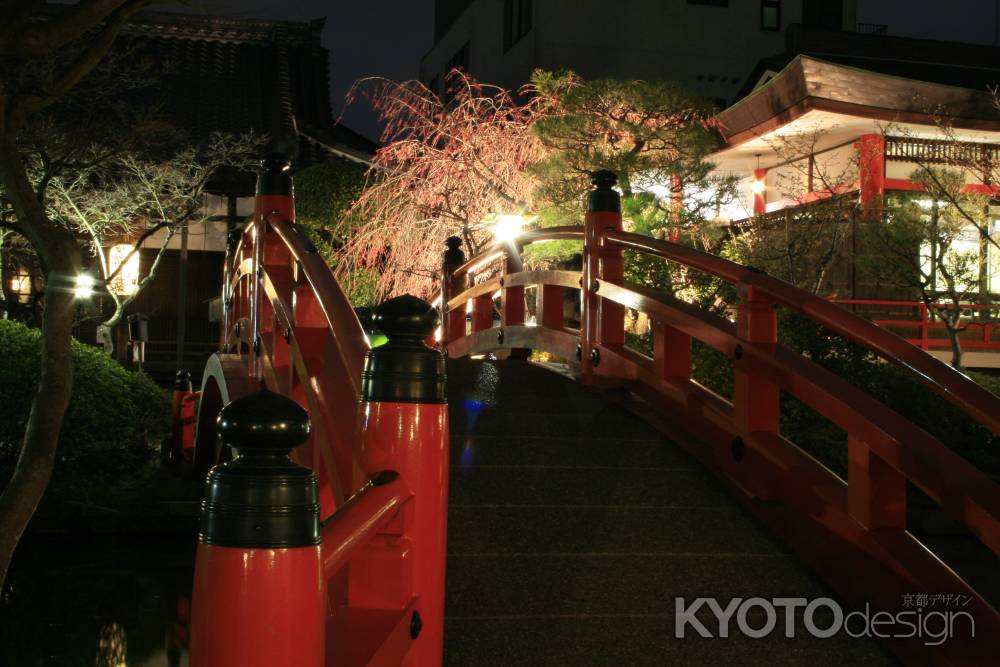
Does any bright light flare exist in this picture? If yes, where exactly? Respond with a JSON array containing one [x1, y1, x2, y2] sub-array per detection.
[[494, 214, 526, 243], [751, 179, 766, 194], [74, 274, 95, 299]]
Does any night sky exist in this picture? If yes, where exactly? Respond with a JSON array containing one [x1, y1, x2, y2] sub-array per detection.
[[156, 0, 435, 143]]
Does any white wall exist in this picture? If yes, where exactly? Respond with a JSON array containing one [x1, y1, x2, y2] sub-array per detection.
[[422, 0, 804, 103]]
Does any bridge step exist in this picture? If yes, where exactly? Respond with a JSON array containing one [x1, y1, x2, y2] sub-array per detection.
[[444, 359, 894, 666]]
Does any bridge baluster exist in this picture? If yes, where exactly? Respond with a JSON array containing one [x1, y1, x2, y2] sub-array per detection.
[[537, 283, 565, 330], [733, 283, 779, 435], [652, 320, 692, 382], [848, 435, 906, 530]]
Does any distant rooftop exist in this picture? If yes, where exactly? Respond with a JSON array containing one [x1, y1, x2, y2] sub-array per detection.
[[737, 24, 1000, 104]]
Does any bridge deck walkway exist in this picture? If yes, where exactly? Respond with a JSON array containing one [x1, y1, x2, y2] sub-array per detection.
[[443, 359, 895, 665]]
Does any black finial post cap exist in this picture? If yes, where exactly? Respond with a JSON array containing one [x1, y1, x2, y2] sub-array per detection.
[[591, 170, 618, 189], [216, 388, 311, 455], [200, 389, 319, 548], [174, 369, 192, 392], [588, 169, 621, 213], [256, 154, 294, 196], [362, 295, 446, 403], [373, 294, 440, 342], [443, 236, 466, 267]]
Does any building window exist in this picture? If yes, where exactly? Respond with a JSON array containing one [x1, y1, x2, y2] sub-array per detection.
[[761, 0, 780, 30], [503, 0, 532, 51], [688, 0, 728, 6]]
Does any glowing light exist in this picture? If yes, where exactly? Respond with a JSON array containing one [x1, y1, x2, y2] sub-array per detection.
[[74, 274, 95, 299], [108, 244, 140, 295], [8, 274, 29, 296], [751, 179, 766, 194], [494, 214, 526, 243]]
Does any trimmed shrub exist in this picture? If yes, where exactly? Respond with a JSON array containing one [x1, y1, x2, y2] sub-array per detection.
[[0, 319, 171, 507]]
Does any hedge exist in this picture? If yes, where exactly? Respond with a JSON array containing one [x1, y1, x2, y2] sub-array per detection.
[[0, 319, 171, 507]]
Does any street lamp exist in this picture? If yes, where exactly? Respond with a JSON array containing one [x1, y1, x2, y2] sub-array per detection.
[[74, 273, 95, 299], [8, 269, 31, 304]]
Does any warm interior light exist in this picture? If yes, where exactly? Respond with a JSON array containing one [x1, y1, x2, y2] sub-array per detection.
[[494, 214, 526, 243], [108, 244, 140, 295], [74, 274, 95, 299], [751, 179, 766, 194]]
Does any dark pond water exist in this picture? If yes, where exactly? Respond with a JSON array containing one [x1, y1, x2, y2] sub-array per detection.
[[1, 531, 196, 666]]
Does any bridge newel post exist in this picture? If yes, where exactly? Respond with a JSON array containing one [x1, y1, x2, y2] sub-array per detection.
[[582, 170, 624, 380], [190, 389, 324, 667], [441, 236, 466, 351], [356, 295, 449, 665]]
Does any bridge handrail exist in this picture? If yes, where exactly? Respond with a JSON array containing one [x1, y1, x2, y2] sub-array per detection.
[[267, 215, 369, 393], [449, 226, 584, 279], [604, 229, 1000, 438]]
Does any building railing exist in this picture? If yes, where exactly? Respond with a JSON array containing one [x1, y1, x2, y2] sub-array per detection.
[[830, 298, 1000, 352]]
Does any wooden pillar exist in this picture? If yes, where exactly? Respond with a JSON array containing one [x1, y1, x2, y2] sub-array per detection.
[[733, 283, 779, 434], [857, 134, 885, 215], [848, 435, 906, 530]]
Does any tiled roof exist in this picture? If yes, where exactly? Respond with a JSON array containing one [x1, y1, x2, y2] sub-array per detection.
[[720, 55, 1000, 146], [99, 9, 375, 192]]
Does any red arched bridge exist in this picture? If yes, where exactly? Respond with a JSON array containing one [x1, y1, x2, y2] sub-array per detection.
[[180, 161, 1000, 666]]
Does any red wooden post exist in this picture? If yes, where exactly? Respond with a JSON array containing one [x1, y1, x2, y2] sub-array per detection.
[[353, 295, 449, 665], [733, 283, 779, 434], [848, 435, 906, 530], [472, 292, 493, 332], [441, 236, 466, 349], [752, 167, 767, 216], [857, 133, 885, 215], [653, 320, 691, 382], [501, 244, 530, 359], [538, 284, 565, 330], [190, 390, 324, 667], [583, 170, 624, 378], [501, 247, 525, 328]]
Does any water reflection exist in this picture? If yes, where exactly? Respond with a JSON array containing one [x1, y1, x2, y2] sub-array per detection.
[[0, 534, 194, 666]]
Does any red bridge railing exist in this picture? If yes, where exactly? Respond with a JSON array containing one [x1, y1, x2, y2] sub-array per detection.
[[188, 157, 448, 666], [439, 170, 1000, 665]]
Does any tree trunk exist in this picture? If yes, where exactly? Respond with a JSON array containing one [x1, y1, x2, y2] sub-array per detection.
[[0, 283, 75, 587], [945, 324, 964, 370]]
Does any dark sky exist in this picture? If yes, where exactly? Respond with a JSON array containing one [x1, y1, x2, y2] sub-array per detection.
[[158, 1, 435, 143]]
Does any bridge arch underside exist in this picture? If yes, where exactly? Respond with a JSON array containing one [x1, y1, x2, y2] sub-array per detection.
[[440, 232, 1000, 664]]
